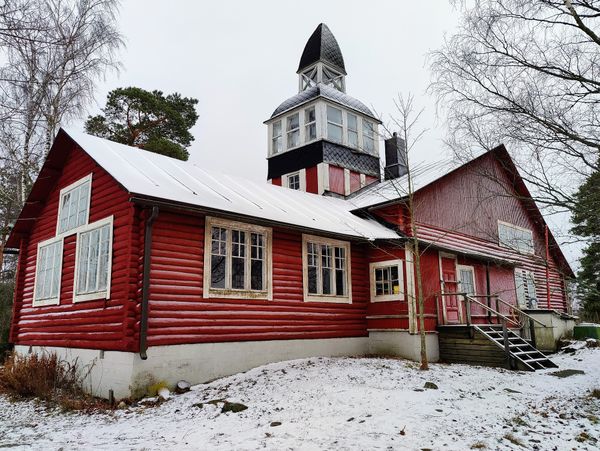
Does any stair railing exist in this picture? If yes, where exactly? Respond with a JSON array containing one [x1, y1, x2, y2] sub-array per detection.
[[494, 297, 547, 347], [460, 294, 520, 328]]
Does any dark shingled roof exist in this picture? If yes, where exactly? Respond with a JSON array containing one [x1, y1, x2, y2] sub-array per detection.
[[297, 23, 346, 75], [270, 83, 379, 121]]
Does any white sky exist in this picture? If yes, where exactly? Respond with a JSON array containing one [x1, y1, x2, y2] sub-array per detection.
[[73, 0, 582, 269], [77, 0, 460, 179]]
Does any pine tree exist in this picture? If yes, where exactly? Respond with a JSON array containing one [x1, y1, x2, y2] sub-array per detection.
[[571, 169, 600, 322], [85, 87, 199, 161]]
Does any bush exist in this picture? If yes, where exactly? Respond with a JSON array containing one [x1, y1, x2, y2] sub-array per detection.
[[0, 352, 110, 411]]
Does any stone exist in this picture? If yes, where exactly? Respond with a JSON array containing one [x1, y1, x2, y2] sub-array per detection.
[[175, 380, 191, 394], [424, 382, 439, 390], [221, 401, 248, 413], [270, 421, 282, 427], [549, 369, 585, 378]]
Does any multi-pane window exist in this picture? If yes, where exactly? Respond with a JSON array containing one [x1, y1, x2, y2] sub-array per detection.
[[347, 113, 358, 148], [304, 235, 350, 302], [327, 106, 343, 143], [205, 218, 272, 299], [515, 269, 537, 309], [57, 175, 91, 234], [369, 259, 404, 302], [498, 221, 534, 254], [74, 217, 113, 301], [287, 173, 300, 190], [458, 266, 476, 296], [287, 113, 300, 149], [34, 238, 63, 305], [272, 120, 282, 154], [362, 120, 375, 154], [305, 107, 316, 141]]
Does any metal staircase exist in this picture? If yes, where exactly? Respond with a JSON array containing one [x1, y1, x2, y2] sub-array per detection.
[[475, 324, 557, 371]]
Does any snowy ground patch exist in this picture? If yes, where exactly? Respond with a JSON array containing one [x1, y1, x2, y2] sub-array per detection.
[[0, 348, 598, 450]]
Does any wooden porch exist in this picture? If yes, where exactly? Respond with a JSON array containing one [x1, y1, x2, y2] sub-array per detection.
[[437, 294, 557, 371]]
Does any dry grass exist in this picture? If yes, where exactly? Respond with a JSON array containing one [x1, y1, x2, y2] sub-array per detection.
[[590, 388, 600, 399], [0, 352, 110, 411]]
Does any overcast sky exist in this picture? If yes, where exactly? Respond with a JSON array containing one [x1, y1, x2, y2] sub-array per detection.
[[76, 0, 460, 178], [72, 0, 582, 267]]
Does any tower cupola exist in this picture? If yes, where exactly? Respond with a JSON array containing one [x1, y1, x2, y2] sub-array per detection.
[[297, 23, 347, 93], [265, 24, 382, 196]]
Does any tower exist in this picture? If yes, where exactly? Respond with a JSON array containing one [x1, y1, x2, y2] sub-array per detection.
[[265, 23, 381, 195]]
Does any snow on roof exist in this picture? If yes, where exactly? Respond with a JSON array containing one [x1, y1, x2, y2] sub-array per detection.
[[346, 159, 457, 210], [64, 128, 399, 241]]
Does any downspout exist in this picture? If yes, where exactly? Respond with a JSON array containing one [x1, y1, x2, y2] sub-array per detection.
[[545, 225, 551, 309], [140, 206, 159, 360], [486, 261, 491, 323]]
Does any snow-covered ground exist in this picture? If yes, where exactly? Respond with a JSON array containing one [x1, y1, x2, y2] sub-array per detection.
[[1, 347, 599, 450]]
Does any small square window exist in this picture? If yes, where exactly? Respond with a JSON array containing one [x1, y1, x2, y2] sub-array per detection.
[[287, 173, 300, 190], [369, 259, 404, 302]]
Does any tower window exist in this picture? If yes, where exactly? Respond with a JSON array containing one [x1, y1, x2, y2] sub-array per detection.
[[327, 106, 343, 143], [272, 120, 282, 154], [287, 173, 300, 190], [305, 107, 316, 141], [347, 113, 358, 148], [362, 120, 375, 154], [287, 113, 300, 149]]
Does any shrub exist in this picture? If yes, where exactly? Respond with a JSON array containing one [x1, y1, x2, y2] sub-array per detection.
[[0, 351, 109, 411]]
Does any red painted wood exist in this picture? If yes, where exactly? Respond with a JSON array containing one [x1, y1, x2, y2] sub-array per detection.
[[306, 166, 318, 193], [349, 171, 361, 193], [11, 143, 136, 351], [328, 165, 345, 194], [271, 177, 281, 186]]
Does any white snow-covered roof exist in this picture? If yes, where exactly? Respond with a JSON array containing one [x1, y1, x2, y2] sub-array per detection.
[[64, 128, 399, 241], [347, 160, 456, 210]]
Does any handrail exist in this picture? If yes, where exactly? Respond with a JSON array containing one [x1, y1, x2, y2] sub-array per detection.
[[463, 295, 520, 328], [495, 297, 547, 328]]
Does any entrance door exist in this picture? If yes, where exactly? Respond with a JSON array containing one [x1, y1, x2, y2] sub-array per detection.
[[441, 256, 460, 323]]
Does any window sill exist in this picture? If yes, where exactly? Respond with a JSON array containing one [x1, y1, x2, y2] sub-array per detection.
[[73, 292, 109, 303], [371, 295, 406, 303], [304, 295, 351, 304], [205, 288, 272, 301], [32, 298, 60, 307]]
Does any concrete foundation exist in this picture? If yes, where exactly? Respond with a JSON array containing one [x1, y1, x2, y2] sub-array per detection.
[[367, 330, 440, 363], [523, 310, 577, 352], [16, 336, 369, 399]]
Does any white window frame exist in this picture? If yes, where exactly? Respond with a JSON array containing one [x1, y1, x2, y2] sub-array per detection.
[[326, 105, 343, 144], [457, 264, 477, 296], [286, 112, 300, 150], [304, 106, 317, 142], [302, 234, 352, 303], [56, 173, 92, 236], [271, 120, 282, 155], [498, 220, 534, 255], [33, 236, 64, 307], [203, 217, 273, 300], [73, 215, 114, 303], [515, 268, 537, 309], [369, 259, 405, 303]]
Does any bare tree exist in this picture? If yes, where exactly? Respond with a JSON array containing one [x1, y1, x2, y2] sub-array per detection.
[[0, 0, 123, 269], [430, 0, 600, 216]]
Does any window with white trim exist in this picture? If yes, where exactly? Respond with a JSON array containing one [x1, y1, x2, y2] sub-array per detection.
[[204, 217, 272, 299], [303, 234, 351, 302], [327, 106, 343, 143], [287, 113, 300, 149], [362, 120, 375, 154], [287, 173, 300, 190], [498, 221, 534, 254], [515, 268, 537, 309], [457, 265, 476, 296], [33, 238, 64, 306], [74, 216, 113, 302], [305, 107, 316, 141], [369, 259, 404, 302], [347, 113, 358, 148], [272, 120, 282, 154], [57, 174, 91, 235]]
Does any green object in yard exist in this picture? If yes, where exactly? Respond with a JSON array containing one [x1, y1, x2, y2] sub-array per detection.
[[573, 324, 600, 339]]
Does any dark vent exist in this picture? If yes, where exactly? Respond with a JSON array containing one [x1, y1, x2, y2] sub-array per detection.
[[384, 133, 408, 180]]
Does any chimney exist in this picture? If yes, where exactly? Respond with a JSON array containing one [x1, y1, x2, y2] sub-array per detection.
[[384, 132, 408, 180]]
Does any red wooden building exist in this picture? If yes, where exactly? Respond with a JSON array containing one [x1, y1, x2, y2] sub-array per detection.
[[5, 24, 574, 398]]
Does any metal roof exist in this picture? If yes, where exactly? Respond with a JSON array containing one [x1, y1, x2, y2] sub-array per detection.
[[298, 23, 346, 75], [270, 83, 378, 120], [62, 129, 400, 241]]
